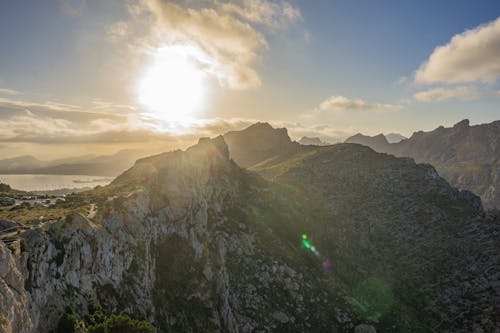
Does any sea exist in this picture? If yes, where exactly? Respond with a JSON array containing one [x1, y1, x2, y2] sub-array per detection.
[[0, 174, 113, 192]]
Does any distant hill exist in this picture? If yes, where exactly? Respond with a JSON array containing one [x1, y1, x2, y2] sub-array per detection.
[[345, 133, 389, 152], [345, 119, 500, 209], [298, 136, 329, 146], [385, 132, 406, 143], [0, 149, 154, 177], [0, 155, 48, 172]]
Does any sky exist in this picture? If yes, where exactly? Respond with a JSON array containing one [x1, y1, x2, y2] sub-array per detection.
[[0, 0, 499, 159]]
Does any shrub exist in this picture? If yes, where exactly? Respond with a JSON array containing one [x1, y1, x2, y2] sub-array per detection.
[[88, 314, 155, 333]]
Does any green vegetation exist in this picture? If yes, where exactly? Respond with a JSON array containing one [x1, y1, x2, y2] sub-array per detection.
[[0, 315, 6, 327], [0, 195, 90, 224], [0, 197, 15, 207], [0, 183, 12, 193], [54, 306, 155, 333]]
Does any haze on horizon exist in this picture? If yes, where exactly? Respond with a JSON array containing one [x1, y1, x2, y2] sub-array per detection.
[[0, 0, 499, 160]]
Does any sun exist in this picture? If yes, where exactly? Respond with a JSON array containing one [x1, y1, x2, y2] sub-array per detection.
[[137, 45, 206, 122]]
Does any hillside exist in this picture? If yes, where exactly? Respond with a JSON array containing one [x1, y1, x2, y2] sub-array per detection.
[[345, 119, 500, 209], [0, 132, 498, 332]]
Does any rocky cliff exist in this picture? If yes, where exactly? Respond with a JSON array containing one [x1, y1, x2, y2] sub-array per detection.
[[0, 242, 32, 333]]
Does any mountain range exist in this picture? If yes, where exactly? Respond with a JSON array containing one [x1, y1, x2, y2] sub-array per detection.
[[0, 149, 156, 177], [345, 119, 500, 209], [1, 122, 498, 332]]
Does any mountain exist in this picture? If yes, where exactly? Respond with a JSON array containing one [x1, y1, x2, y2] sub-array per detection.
[[298, 136, 329, 146], [345, 119, 500, 209], [384, 133, 406, 143], [223, 122, 301, 167], [0, 155, 48, 172], [345, 133, 389, 153], [1, 127, 498, 332], [0, 150, 154, 177]]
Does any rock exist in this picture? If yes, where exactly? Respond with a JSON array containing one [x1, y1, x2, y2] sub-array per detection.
[[354, 324, 377, 333], [272, 311, 289, 323], [0, 242, 32, 333]]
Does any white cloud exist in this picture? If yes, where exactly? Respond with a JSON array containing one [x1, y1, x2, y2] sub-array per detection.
[[318, 95, 403, 112], [0, 88, 22, 96], [105, 21, 129, 42], [415, 17, 500, 84], [115, 0, 301, 90], [414, 86, 481, 102], [0, 97, 81, 112], [218, 0, 302, 28]]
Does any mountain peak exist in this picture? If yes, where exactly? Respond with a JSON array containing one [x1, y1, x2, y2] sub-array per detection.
[[453, 119, 470, 129], [223, 122, 297, 167], [345, 133, 389, 151], [298, 136, 329, 146]]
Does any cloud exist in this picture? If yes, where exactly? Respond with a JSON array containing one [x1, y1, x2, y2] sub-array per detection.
[[0, 88, 22, 96], [218, 0, 302, 28], [0, 95, 141, 146], [318, 95, 404, 112], [105, 21, 129, 42], [114, 0, 301, 90], [0, 97, 130, 123], [415, 17, 500, 84], [414, 86, 481, 102]]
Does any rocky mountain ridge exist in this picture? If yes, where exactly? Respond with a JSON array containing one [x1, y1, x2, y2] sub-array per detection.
[[0, 127, 498, 332], [345, 119, 500, 209]]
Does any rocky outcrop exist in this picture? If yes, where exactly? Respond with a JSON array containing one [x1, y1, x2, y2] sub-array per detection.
[[223, 122, 301, 168], [384, 133, 406, 144], [0, 242, 32, 333]]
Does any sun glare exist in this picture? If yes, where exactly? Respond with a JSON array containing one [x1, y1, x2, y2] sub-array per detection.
[[137, 45, 206, 122]]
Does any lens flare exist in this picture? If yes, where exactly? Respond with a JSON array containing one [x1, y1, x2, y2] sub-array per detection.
[[301, 234, 321, 257], [322, 259, 332, 270]]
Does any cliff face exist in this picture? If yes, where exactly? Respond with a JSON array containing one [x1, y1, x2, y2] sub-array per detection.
[[345, 119, 500, 209], [0, 242, 32, 333], [1, 137, 364, 332], [1, 134, 499, 332]]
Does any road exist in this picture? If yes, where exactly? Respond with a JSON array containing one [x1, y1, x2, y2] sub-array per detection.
[[87, 203, 97, 219]]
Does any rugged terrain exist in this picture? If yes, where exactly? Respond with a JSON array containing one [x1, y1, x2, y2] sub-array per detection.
[[0, 125, 498, 332], [346, 119, 500, 209]]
